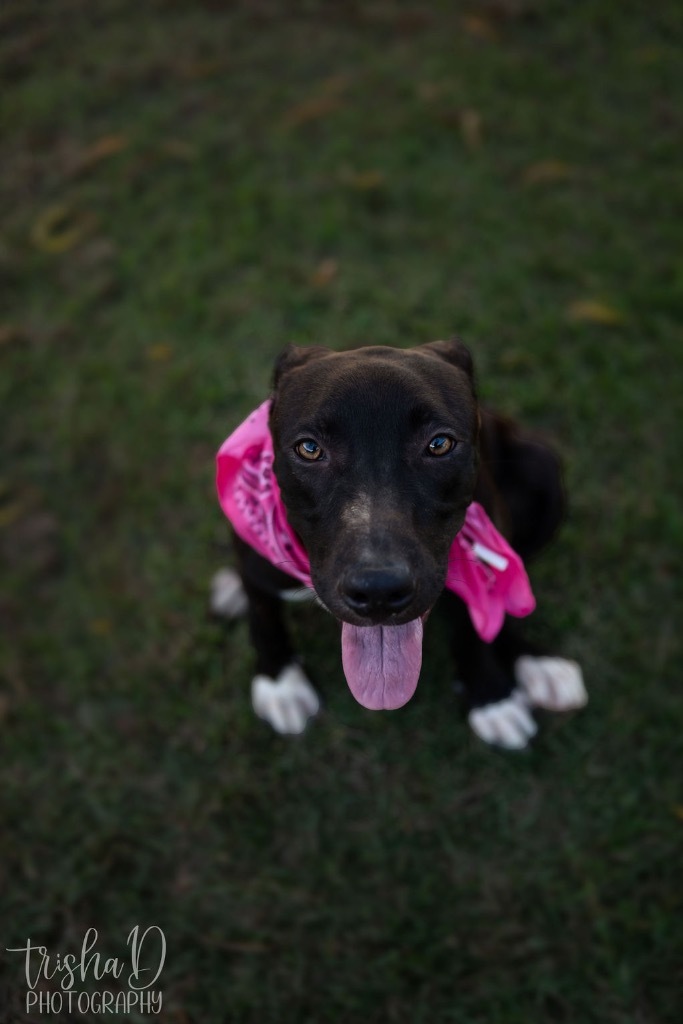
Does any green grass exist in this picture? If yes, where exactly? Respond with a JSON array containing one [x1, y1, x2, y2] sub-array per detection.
[[1, 1, 682, 1021]]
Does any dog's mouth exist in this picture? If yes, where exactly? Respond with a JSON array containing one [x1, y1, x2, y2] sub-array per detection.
[[340, 613, 429, 711], [310, 556, 442, 711]]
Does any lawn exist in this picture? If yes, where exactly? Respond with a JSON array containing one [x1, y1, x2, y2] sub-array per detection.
[[1, 1, 682, 1021]]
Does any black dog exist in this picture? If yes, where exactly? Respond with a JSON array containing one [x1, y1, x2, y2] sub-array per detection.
[[212, 339, 586, 748]]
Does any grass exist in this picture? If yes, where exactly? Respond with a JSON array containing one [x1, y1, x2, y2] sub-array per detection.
[[1, 1, 682, 1021]]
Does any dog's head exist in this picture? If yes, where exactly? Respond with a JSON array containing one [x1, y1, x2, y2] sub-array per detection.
[[270, 340, 479, 710]]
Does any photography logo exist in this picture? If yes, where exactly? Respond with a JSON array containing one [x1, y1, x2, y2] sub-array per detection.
[[6, 926, 165, 1016]]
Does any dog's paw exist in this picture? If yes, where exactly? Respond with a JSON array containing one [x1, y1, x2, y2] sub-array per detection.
[[514, 656, 587, 712], [251, 665, 320, 735], [210, 568, 248, 619], [468, 691, 537, 750]]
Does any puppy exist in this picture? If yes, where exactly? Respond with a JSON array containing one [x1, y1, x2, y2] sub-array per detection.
[[213, 339, 586, 748]]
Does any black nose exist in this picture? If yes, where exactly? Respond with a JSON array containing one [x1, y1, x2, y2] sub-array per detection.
[[341, 565, 416, 617]]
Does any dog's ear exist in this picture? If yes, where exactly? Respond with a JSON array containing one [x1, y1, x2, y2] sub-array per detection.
[[420, 337, 474, 378], [272, 344, 329, 388]]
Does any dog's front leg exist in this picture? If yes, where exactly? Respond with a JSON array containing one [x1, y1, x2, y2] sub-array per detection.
[[442, 594, 587, 749], [441, 592, 538, 750], [243, 580, 320, 735], [213, 535, 320, 735]]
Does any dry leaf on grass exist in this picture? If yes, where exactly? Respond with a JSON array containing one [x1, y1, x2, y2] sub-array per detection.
[[281, 74, 353, 129], [0, 499, 30, 529], [459, 108, 483, 149], [341, 169, 386, 191], [281, 93, 344, 129], [497, 349, 534, 371], [567, 299, 627, 326], [89, 619, 113, 637], [310, 259, 338, 288], [0, 325, 29, 348], [159, 139, 199, 162], [31, 204, 97, 253], [147, 343, 173, 362], [174, 58, 224, 80], [461, 14, 499, 41], [416, 82, 443, 102], [634, 46, 664, 65], [521, 160, 577, 186], [319, 73, 353, 97], [70, 134, 129, 176]]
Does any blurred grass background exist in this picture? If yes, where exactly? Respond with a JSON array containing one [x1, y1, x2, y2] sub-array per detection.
[[1, 1, 682, 1021]]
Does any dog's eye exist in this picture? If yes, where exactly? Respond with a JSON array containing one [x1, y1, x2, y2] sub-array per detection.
[[427, 435, 456, 457], [295, 439, 324, 461]]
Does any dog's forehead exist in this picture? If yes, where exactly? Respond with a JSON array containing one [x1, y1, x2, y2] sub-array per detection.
[[275, 347, 474, 428]]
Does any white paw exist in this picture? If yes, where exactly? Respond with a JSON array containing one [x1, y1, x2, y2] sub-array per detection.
[[210, 568, 248, 618], [468, 690, 537, 750], [515, 656, 587, 712], [251, 665, 320, 735]]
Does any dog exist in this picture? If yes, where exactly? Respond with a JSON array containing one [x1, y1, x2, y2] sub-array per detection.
[[212, 339, 586, 749]]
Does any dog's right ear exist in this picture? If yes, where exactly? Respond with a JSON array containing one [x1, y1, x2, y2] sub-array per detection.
[[420, 336, 474, 379], [272, 344, 330, 388]]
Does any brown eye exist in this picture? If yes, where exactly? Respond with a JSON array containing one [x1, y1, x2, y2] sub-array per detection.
[[427, 435, 456, 456], [295, 439, 323, 461]]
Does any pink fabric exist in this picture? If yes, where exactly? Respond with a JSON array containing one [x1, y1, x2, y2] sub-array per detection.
[[216, 400, 535, 641], [445, 501, 535, 641]]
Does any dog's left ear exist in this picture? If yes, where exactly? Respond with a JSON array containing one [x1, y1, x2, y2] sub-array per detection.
[[420, 337, 474, 379], [272, 344, 330, 388]]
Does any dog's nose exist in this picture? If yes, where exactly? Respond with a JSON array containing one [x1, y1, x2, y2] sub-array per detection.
[[341, 565, 416, 617]]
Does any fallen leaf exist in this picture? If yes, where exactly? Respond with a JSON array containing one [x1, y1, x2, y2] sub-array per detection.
[[461, 14, 499, 41], [0, 499, 29, 529], [567, 300, 627, 326], [498, 349, 534, 371], [0, 482, 40, 523], [160, 139, 198, 162], [342, 169, 386, 191], [310, 259, 338, 288], [416, 82, 443, 102], [0, 325, 29, 348], [320, 73, 353, 96], [31, 204, 97, 253], [175, 58, 224, 80], [634, 46, 664, 65], [396, 10, 433, 32], [147, 343, 173, 362], [521, 160, 577, 186], [89, 619, 113, 637], [70, 134, 129, 175], [281, 93, 343, 129], [459, 108, 483, 150]]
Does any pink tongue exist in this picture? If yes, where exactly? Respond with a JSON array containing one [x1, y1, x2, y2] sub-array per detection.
[[341, 618, 424, 710]]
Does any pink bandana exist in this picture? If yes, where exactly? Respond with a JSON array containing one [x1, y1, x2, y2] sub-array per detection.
[[216, 399, 535, 642]]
